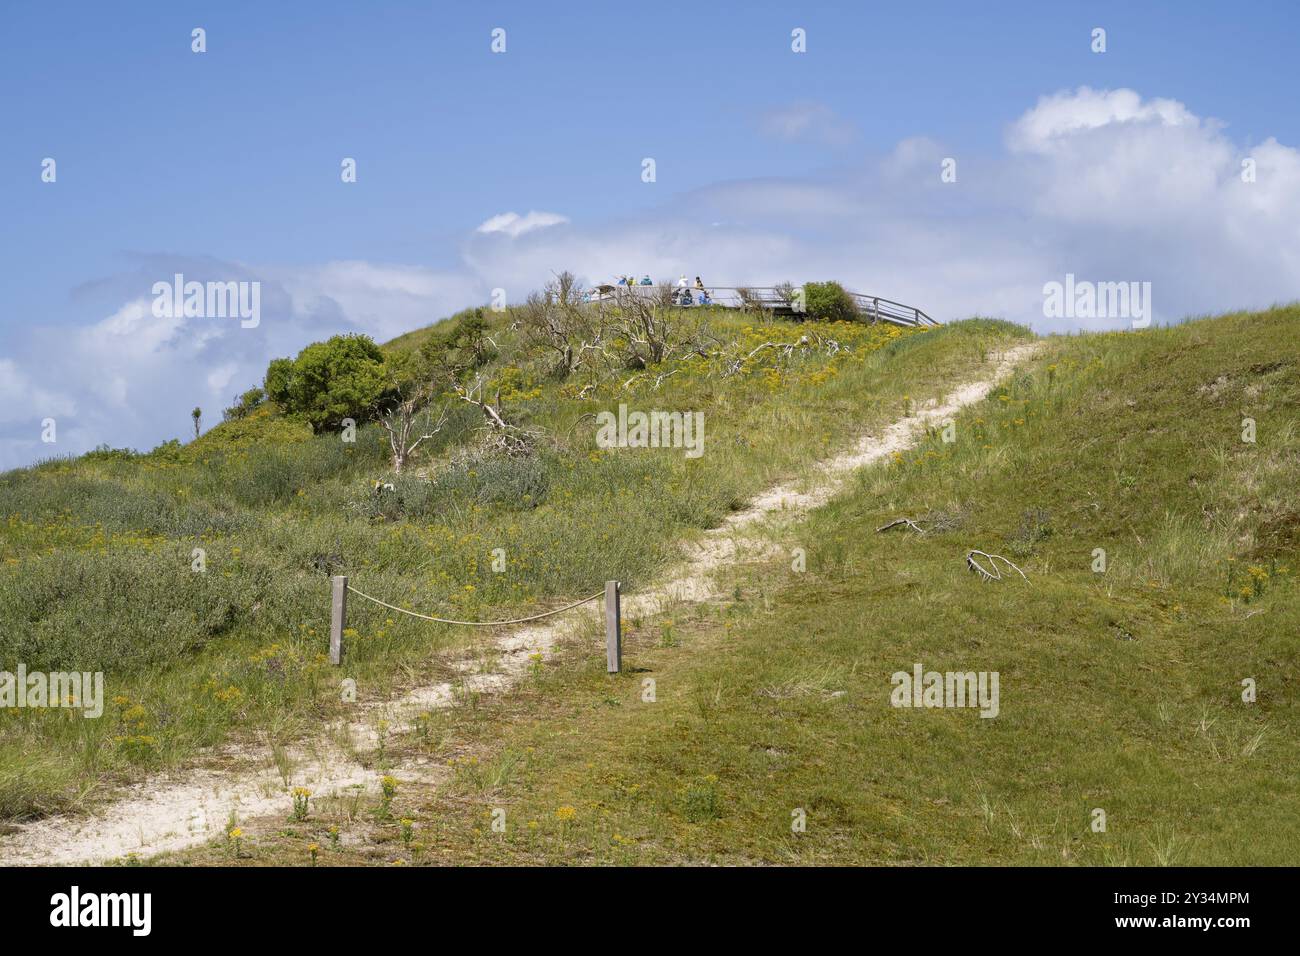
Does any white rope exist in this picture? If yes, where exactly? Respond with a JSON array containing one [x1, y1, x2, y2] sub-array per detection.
[[345, 584, 605, 627]]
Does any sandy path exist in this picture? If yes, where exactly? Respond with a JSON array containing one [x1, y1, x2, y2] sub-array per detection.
[[0, 343, 1038, 865]]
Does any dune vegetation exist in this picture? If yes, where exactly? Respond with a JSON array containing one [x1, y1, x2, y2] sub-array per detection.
[[4, 288, 1296, 868], [1, 282, 989, 824]]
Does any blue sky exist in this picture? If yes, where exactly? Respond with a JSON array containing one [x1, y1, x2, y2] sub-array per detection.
[[3, 0, 1299, 467]]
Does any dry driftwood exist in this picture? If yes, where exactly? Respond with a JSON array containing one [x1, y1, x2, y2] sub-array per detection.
[[965, 550, 1029, 583], [876, 517, 926, 535]]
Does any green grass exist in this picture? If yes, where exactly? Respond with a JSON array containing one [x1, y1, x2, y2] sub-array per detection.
[[165, 305, 1300, 867], [2, 306, 1019, 823]]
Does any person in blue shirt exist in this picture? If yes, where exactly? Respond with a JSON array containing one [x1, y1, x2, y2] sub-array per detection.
[[640, 274, 652, 285]]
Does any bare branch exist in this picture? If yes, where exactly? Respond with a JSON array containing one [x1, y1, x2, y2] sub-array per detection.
[[965, 550, 1029, 583], [876, 518, 927, 534]]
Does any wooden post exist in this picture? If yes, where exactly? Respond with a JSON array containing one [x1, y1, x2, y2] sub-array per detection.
[[873, 297, 880, 324], [330, 575, 348, 666], [605, 580, 622, 673]]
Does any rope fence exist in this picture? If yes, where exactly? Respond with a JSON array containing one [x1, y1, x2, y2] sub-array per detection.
[[329, 576, 623, 672]]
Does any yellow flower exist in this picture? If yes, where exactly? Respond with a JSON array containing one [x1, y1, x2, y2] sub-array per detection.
[[555, 805, 577, 822]]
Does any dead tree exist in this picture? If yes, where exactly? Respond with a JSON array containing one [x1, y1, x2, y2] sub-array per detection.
[[518, 271, 606, 377], [454, 375, 538, 456], [377, 385, 450, 474]]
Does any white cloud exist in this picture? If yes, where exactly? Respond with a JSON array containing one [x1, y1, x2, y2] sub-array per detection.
[[475, 210, 569, 238], [758, 101, 858, 146], [0, 359, 76, 425], [275, 260, 483, 341], [1008, 87, 1199, 153]]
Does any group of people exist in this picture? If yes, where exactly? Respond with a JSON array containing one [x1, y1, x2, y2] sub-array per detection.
[[599, 273, 712, 306], [675, 274, 711, 305]]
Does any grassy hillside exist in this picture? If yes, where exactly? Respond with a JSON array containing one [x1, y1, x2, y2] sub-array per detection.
[[164, 305, 1298, 867], [6, 296, 1297, 868], [1, 302, 1016, 823]]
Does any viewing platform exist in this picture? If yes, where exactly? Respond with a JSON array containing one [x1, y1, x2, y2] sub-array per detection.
[[585, 284, 939, 328]]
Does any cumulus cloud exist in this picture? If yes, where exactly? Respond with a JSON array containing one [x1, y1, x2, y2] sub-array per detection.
[[462, 88, 1300, 333], [476, 210, 570, 238], [4, 86, 1298, 471], [0, 259, 492, 470], [1007, 87, 1199, 153]]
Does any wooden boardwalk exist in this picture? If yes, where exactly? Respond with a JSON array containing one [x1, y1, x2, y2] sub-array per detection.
[[589, 284, 939, 328]]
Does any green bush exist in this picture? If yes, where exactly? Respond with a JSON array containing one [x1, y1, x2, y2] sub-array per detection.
[[81, 445, 140, 463], [264, 357, 294, 407], [802, 281, 859, 323], [268, 335, 387, 431], [223, 386, 266, 422]]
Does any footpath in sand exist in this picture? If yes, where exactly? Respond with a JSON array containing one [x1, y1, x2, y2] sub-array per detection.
[[0, 344, 1039, 865]]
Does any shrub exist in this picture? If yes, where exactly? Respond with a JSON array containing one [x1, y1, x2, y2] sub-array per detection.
[[0, 548, 246, 672], [269, 334, 387, 432], [146, 439, 186, 463], [264, 358, 295, 407], [419, 307, 498, 372], [223, 387, 266, 422], [349, 453, 549, 521], [802, 281, 859, 323], [81, 444, 140, 463]]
